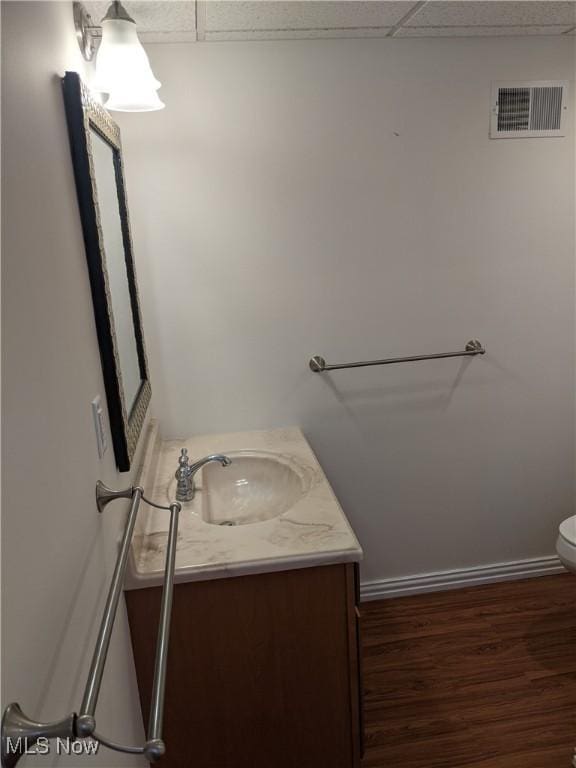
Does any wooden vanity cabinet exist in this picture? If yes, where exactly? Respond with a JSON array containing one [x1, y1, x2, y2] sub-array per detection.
[[126, 563, 363, 768]]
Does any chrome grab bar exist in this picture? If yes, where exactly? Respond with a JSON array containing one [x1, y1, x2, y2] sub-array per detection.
[[1, 483, 181, 768], [309, 339, 485, 372]]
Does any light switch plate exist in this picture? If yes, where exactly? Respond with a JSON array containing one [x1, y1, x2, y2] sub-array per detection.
[[91, 395, 108, 460]]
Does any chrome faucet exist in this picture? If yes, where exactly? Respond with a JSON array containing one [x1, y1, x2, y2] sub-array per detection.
[[175, 448, 232, 502]]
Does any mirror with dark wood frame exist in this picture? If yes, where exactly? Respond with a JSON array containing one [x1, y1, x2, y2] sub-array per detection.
[[62, 71, 151, 471]]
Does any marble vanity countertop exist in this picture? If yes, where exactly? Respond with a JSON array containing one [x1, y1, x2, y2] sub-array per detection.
[[126, 425, 362, 589]]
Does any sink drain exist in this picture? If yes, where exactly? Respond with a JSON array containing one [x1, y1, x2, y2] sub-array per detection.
[[218, 520, 237, 527]]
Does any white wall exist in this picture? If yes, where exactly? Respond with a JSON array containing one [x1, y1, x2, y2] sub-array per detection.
[[119, 36, 575, 585], [2, 3, 146, 763]]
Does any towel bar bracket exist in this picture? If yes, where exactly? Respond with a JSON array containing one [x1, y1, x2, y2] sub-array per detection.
[[1, 704, 76, 768], [0, 705, 152, 764], [95, 480, 135, 513]]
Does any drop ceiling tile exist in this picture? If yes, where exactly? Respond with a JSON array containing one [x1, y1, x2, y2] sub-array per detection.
[[204, 1, 417, 32], [83, 1, 196, 34], [81, 0, 576, 42], [139, 31, 198, 42], [406, 1, 576, 27], [205, 27, 394, 41], [397, 23, 573, 36]]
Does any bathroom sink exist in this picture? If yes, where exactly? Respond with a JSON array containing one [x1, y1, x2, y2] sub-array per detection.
[[169, 451, 312, 526], [202, 451, 311, 526]]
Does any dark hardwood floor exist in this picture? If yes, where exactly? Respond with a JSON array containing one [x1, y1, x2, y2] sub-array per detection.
[[361, 574, 576, 768]]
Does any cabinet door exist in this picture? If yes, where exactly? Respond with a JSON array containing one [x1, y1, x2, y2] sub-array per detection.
[[126, 563, 361, 768]]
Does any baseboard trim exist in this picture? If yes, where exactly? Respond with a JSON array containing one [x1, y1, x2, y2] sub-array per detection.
[[360, 555, 566, 601]]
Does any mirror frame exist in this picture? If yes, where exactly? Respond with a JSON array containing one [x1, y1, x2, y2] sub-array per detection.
[[62, 71, 151, 472]]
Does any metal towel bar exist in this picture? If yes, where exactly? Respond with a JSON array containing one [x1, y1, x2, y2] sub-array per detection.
[[1, 483, 181, 768], [309, 339, 485, 372]]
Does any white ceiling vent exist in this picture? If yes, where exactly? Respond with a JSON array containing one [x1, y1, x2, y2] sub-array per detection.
[[490, 81, 568, 139]]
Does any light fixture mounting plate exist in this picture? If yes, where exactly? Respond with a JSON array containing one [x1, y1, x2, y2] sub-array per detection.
[[73, 2, 99, 61]]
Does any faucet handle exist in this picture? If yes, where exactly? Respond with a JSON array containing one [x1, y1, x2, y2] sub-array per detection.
[[176, 448, 192, 482]]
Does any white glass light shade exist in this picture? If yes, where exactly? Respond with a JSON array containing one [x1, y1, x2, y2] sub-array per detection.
[[104, 87, 165, 112], [93, 18, 161, 96]]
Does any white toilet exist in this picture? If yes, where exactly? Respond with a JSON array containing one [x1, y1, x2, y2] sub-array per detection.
[[556, 516, 576, 573]]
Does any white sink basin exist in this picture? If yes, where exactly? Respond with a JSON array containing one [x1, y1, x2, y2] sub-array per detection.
[[170, 451, 313, 526]]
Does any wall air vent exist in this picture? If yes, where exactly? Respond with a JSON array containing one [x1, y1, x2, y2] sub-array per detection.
[[490, 81, 568, 139]]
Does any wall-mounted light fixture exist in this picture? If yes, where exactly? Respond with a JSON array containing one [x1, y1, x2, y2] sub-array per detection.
[[73, 1, 164, 112]]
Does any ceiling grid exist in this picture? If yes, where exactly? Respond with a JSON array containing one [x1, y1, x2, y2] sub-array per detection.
[[83, 1, 576, 41]]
